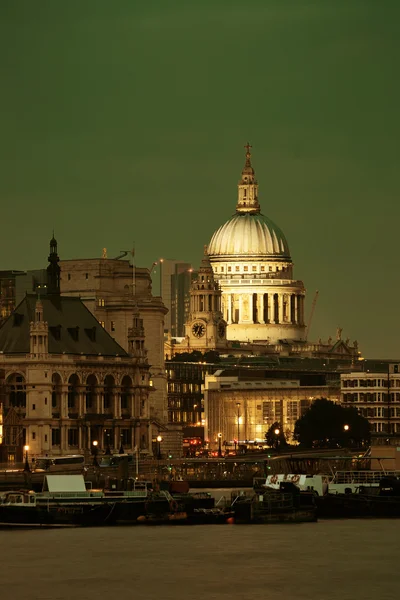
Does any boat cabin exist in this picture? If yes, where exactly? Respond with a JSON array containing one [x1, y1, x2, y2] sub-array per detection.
[[1, 491, 36, 506]]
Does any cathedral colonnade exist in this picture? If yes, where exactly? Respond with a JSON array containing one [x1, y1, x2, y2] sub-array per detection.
[[222, 292, 305, 326]]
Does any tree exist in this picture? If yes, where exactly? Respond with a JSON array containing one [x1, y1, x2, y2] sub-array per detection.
[[265, 422, 287, 450], [294, 398, 370, 449]]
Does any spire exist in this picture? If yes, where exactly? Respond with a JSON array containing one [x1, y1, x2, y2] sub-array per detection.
[[47, 234, 61, 295], [236, 142, 260, 214]]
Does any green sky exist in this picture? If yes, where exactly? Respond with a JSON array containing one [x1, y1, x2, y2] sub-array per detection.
[[0, 0, 399, 358]]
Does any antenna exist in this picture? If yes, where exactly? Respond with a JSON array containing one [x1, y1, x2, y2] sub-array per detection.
[[132, 244, 136, 298], [306, 290, 319, 340]]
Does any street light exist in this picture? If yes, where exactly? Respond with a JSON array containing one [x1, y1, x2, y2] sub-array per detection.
[[156, 435, 162, 460], [92, 440, 99, 466], [23, 445, 30, 473], [217, 432, 222, 458], [104, 429, 111, 455], [344, 424, 350, 431], [236, 403, 241, 449], [274, 428, 280, 436]]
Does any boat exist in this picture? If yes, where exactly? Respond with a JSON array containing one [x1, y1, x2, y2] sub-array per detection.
[[232, 481, 317, 524], [316, 476, 400, 519], [0, 489, 114, 528]]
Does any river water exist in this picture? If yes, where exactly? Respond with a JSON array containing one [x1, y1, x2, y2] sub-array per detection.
[[1, 520, 399, 600]]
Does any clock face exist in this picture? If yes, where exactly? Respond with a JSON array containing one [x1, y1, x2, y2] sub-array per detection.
[[192, 322, 205, 338], [218, 322, 226, 338]]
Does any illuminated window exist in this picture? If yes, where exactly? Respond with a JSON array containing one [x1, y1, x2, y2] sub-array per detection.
[[261, 266, 265, 272], [221, 266, 224, 272], [244, 266, 248, 272], [98, 298, 105, 307], [235, 266, 239, 272], [252, 266, 257, 272], [100, 321, 105, 328], [228, 267, 232, 272]]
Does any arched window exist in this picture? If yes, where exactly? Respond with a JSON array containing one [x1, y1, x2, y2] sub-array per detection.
[[121, 375, 132, 413], [68, 374, 79, 413], [6, 373, 26, 409], [103, 375, 115, 412], [86, 374, 97, 411], [52, 373, 62, 414]]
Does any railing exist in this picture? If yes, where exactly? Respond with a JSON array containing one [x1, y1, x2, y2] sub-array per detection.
[[333, 470, 400, 484]]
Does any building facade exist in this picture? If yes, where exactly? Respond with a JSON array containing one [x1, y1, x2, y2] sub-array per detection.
[[341, 364, 400, 436], [207, 145, 306, 343], [204, 370, 341, 446], [0, 240, 152, 460], [159, 259, 193, 336], [59, 254, 168, 424]]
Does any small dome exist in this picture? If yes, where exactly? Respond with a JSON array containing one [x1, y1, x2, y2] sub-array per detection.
[[208, 212, 290, 259]]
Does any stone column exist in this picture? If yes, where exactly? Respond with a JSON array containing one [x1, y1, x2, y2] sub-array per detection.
[[133, 389, 136, 419], [78, 427, 82, 451], [286, 294, 291, 323], [114, 387, 121, 419], [269, 296, 274, 324], [61, 387, 68, 419], [78, 386, 84, 418], [249, 293, 254, 323], [227, 294, 232, 324], [278, 294, 284, 324], [258, 294, 265, 324], [294, 295, 299, 324]]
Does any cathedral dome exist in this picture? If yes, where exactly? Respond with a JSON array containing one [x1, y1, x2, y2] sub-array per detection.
[[208, 212, 290, 259], [208, 144, 290, 260]]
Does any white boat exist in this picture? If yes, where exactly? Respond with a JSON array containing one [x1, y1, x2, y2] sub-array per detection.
[[254, 470, 400, 496]]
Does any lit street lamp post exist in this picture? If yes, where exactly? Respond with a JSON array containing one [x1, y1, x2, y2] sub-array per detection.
[[92, 440, 99, 466], [157, 435, 162, 460], [236, 403, 241, 451], [343, 424, 350, 448], [274, 428, 280, 451], [217, 432, 222, 458], [104, 430, 112, 455], [23, 445, 30, 473]]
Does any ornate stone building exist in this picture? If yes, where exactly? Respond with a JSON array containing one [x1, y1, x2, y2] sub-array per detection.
[[58, 253, 168, 425], [0, 239, 152, 459], [174, 248, 228, 353], [207, 144, 306, 344]]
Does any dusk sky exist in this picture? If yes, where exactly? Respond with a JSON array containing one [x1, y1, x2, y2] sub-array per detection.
[[1, 1, 399, 358]]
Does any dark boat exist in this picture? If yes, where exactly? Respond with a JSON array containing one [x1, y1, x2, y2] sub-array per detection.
[[0, 490, 115, 528], [232, 482, 317, 524], [316, 476, 400, 519]]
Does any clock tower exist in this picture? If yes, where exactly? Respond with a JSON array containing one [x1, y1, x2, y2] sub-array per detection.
[[184, 247, 228, 351]]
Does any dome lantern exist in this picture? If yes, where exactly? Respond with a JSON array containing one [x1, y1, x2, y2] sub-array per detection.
[[236, 142, 260, 215]]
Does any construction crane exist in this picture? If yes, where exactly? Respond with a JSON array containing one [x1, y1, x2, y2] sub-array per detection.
[[112, 250, 130, 260], [306, 290, 319, 340]]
